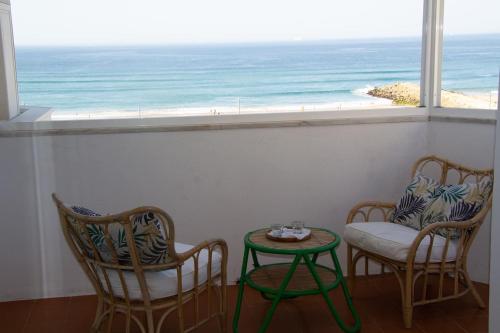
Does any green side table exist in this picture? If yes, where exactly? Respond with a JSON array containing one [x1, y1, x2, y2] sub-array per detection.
[[232, 227, 361, 333]]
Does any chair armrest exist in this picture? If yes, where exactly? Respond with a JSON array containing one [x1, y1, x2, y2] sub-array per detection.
[[406, 220, 478, 266], [347, 201, 396, 224], [139, 239, 228, 271], [176, 238, 228, 263]]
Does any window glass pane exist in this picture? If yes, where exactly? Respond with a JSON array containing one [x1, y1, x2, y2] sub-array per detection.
[[12, 0, 423, 119], [442, 0, 500, 110]]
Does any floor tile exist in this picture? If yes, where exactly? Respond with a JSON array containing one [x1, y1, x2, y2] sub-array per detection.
[[0, 275, 489, 333], [0, 300, 35, 333], [451, 314, 489, 333]]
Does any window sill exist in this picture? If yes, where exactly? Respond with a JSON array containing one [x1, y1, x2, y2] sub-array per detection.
[[0, 106, 495, 137], [429, 107, 497, 124], [0, 106, 429, 137]]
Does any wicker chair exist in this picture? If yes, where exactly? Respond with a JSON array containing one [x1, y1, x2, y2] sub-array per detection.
[[344, 155, 493, 328], [53, 194, 228, 333]]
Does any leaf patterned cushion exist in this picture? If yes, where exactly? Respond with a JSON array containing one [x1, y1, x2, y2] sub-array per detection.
[[125, 212, 170, 265], [68, 206, 169, 266], [67, 206, 104, 260], [390, 173, 442, 230], [420, 178, 493, 238]]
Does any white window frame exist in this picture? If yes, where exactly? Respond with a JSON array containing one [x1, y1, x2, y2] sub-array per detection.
[[0, 0, 19, 120], [0, 0, 496, 125]]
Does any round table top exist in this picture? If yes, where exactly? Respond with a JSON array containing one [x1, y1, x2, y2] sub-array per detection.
[[245, 227, 339, 254]]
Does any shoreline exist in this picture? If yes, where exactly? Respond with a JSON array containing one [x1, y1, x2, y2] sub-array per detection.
[[368, 82, 498, 109], [49, 98, 396, 120], [47, 83, 498, 121]]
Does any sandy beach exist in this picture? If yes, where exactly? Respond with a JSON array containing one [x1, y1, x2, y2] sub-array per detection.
[[47, 82, 498, 120], [368, 82, 498, 109], [49, 98, 396, 120]]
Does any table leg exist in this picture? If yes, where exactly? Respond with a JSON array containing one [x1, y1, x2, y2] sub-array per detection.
[[311, 253, 319, 264], [330, 249, 361, 329], [257, 254, 301, 333], [251, 249, 260, 268], [251, 249, 278, 301], [233, 246, 250, 333], [250, 249, 275, 301], [303, 254, 361, 333]]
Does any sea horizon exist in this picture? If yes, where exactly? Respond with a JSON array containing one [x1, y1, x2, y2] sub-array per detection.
[[15, 34, 500, 114], [14, 32, 500, 48]]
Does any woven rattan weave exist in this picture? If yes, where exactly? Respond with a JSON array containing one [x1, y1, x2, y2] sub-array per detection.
[[345, 155, 493, 328], [53, 194, 228, 333]]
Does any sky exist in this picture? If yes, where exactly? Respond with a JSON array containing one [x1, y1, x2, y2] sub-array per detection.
[[10, 0, 500, 46]]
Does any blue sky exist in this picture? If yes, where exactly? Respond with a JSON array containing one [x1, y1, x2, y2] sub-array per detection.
[[11, 0, 500, 46]]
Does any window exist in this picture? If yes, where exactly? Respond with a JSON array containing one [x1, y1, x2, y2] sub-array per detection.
[[441, 0, 500, 110], [0, 0, 19, 120], [11, 0, 424, 120]]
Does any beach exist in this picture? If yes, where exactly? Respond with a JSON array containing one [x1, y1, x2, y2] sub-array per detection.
[[15, 35, 499, 116], [48, 82, 498, 120], [48, 99, 396, 120], [368, 82, 498, 109]]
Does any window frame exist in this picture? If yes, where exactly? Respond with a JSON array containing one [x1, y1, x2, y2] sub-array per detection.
[[0, 0, 19, 120], [0, 0, 496, 125], [438, 0, 499, 111]]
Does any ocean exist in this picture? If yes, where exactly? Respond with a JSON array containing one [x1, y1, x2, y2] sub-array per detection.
[[15, 34, 500, 113]]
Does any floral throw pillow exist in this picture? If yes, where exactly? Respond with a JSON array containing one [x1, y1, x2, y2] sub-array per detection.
[[67, 206, 106, 260], [420, 178, 493, 238], [125, 212, 170, 265], [390, 174, 442, 230], [68, 206, 169, 266]]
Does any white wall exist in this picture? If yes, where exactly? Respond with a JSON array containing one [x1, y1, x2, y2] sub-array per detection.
[[428, 120, 496, 283], [489, 100, 500, 332], [0, 137, 43, 299], [0, 118, 496, 300], [1, 121, 429, 300]]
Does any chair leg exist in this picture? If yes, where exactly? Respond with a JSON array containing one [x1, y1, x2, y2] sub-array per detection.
[[177, 300, 185, 333], [402, 271, 414, 329], [213, 285, 227, 333], [91, 297, 104, 332], [463, 270, 486, 308], [217, 311, 228, 332], [403, 305, 413, 329], [146, 310, 155, 333], [220, 283, 228, 333]]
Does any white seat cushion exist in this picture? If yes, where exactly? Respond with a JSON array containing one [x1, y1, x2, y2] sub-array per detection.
[[98, 242, 222, 300], [344, 222, 457, 263]]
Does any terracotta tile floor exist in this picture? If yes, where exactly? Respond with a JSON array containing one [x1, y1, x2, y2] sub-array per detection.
[[0, 275, 488, 333]]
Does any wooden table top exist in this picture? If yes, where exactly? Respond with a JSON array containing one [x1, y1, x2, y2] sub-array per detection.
[[247, 228, 337, 252]]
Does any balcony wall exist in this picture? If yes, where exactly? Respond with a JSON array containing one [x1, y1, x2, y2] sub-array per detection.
[[428, 118, 496, 285], [0, 116, 494, 301]]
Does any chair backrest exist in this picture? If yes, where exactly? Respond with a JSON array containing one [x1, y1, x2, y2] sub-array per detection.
[[412, 155, 493, 185], [410, 155, 494, 225], [52, 194, 177, 302]]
